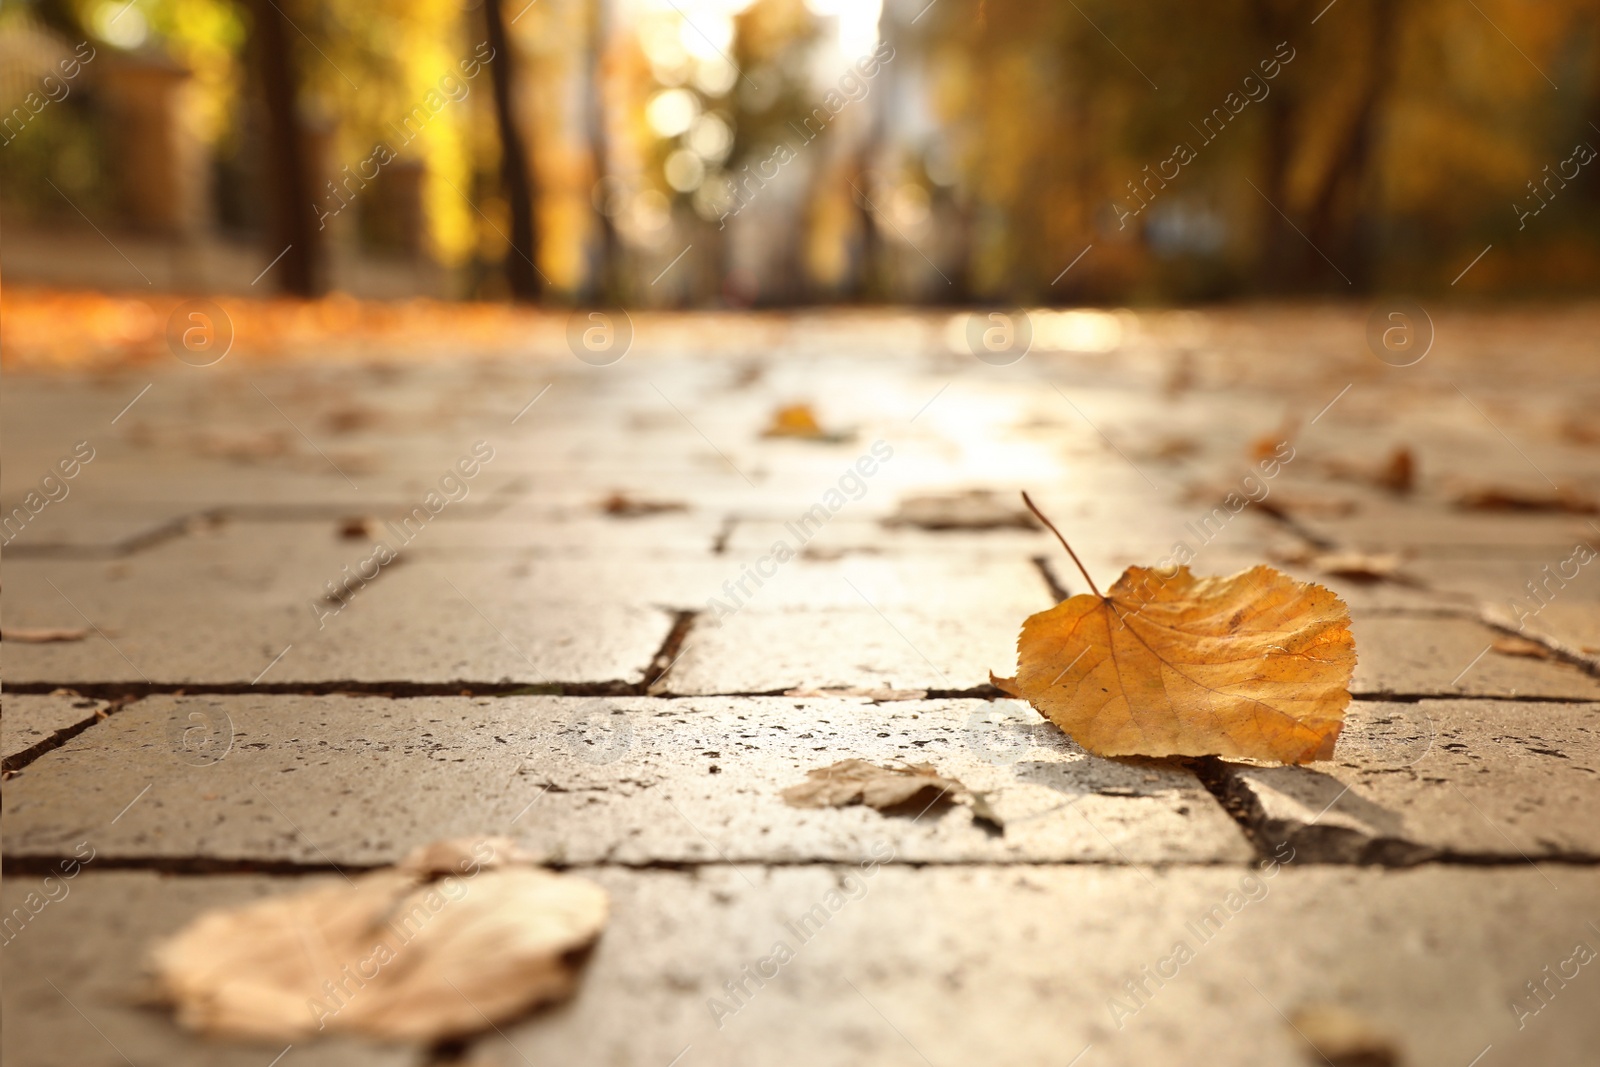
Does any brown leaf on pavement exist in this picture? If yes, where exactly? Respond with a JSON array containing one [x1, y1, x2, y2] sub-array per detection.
[[2, 626, 89, 643], [884, 489, 1040, 531], [992, 494, 1356, 764], [1272, 547, 1409, 583], [1323, 446, 1415, 494], [1559, 412, 1600, 447], [1455, 485, 1599, 514], [1137, 435, 1200, 462], [600, 491, 688, 517], [1376, 446, 1416, 493], [1249, 419, 1297, 462], [1287, 1003, 1399, 1067], [1184, 482, 1359, 518], [1492, 634, 1553, 659], [150, 837, 607, 1043], [782, 759, 967, 813]]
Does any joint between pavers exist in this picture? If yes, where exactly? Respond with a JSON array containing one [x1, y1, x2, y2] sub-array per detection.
[[2, 694, 142, 775], [7, 852, 1599, 879]]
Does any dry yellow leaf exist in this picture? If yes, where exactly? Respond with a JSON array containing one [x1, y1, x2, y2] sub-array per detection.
[[991, 495, 1356, 764], [763, 402, 825, 437], [150, 838, 607, 1042]]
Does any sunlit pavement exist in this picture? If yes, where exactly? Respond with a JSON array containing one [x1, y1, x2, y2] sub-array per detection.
[[4, 304, 1599, 1065]]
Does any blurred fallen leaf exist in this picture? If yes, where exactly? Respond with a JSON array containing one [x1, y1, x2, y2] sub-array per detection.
[[782, 759, 966, 813], [761, 403, 852, 442], [1273, 547, 1409, 583], [884, 489, 1039, 531], [2, 626, 89, 643], [1455, 485, 1599, 514], [1324, 446, 1415, 494], [1287, 1003, 1398, 1067], [1558, 410, 1600, 447], [1253, 491, 1361, 519], [991, 494, 1355, 764], [324, 406, 381, 435], [1183, 483, 1359, 518], [150, 837, 607, 1043], [1249, 419, 1297, 462], [1162, 351, 1196, 398], [782, 686, 927, 701], [800, 544, 884, 560], [197, 430, 294, 463], [1376, 447, 1415, 494], [600, 491, 688, 517], [1492, 635, 1553, 659], [1139, 435, 1201, 462]]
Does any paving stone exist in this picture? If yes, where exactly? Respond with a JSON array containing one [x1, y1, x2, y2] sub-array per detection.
[[1224, 699, 1600, 862], [1350, 615, 1600, 698], [1279, 491, 1600, 553], [2, 550, 675, 686], [2, 693, 109, 764], [665, 607, 1598, 699], [680, 549, 1053, 616], [666, 606, 1027, 693], [504, 864, 1600, 1067], [0, 870, 421, 1067], [1, 695, 1251, 866], [387, 513, 726, 555], [7, 312, 1600, 1067], [1403, 553, 1600, 670], [725, 511, 1307, 582], [0, 504, 196, 555], [8, 865, 1593, 1067]]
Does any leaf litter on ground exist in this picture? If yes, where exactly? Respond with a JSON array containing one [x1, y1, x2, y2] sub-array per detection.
[[2, 626, 89, 643], [783, 759, 967, 814], [883, 488, 1040, 532], [1492, 634, 1554, 660], [149, 837, 607, 1043], [600, 490, 689, 517], [761, 402, 853, 442], [1454, 484, 1599, 514], [991, 493, 1357, 764], [1271, 545, 1413, 584], [1321, 445, 1416, 494]]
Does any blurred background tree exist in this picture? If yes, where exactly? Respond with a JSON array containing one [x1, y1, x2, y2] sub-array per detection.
[[1, 0, 1595, 304]]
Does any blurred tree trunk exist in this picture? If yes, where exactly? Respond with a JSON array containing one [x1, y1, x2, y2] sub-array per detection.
[[1250, 0, 1296, 293], [846, 155, 880, 301], [483, 0, 541, 302], [1304, 0, 1401, 290], [585, 0, 620, 303], [249, 0, 321, 296]]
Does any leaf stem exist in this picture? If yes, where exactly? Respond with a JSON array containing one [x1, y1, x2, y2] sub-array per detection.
[[1021, 491, 1102, 597]]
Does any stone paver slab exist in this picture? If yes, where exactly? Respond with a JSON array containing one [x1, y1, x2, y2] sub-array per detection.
[[2, 695, 1251, 866], [0, 870, 423, 1067], [1225, 698, 1600, 861], [2, 554, 675, 685], [502, 864, 1600, 1067], [1350, 615, 1600, 698], [2, 693, 109, 764], [9, 866, 1594, 1067], [666, 606, 1026, 693]]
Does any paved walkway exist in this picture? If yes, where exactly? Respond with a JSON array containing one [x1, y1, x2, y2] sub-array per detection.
[[4, 305, 1599, 1066]]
